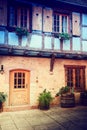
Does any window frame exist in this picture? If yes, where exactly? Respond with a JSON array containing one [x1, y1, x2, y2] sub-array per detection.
[[64, 65, 86, 92], [8, 5, 31, 30], [53, 12, 70, 33], [14, 72, 25, 89]]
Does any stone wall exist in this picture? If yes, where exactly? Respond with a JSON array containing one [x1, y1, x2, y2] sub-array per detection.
[[0, 56, 87, 110]]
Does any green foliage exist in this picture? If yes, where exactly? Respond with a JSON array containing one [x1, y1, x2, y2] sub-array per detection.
[[0, 92, 7, 103], [56, 86, 70, 96], [15, 27, 29, 37], [59, 33, 70, 40], [38, 89, 53, 109]]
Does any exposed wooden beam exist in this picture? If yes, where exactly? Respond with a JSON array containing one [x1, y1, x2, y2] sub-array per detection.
[[50, 54, 55, 72]]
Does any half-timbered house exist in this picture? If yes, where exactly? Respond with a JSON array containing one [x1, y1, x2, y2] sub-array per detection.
[[0, 0, 87, 111]]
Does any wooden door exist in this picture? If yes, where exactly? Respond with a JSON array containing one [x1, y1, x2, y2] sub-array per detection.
[[9, 70, 30, 106]]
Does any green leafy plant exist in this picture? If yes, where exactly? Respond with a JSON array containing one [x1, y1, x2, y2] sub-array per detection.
[[0, 92, 7, 103], [38, 89, 53, 110], [15, 27, 29, 37], [59, 33, 70, 40], [56, 86, 71, 96]]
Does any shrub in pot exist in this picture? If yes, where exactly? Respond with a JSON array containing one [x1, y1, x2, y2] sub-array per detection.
[[15, 27, 29, 45], [0, 92, 7, 112], [56, 86, 75, 108], [38, 89, 53, 110], [15, 27, 29, 37], [59, 33, 71, 40]]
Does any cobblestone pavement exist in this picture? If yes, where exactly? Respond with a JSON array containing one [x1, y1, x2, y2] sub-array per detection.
[[0, 106, 87, 130]]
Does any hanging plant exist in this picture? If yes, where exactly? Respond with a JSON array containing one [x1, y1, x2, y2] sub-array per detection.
[[15, 27, 29, 37], [54, 33, 71, 40], [59, 33, 71, 40]]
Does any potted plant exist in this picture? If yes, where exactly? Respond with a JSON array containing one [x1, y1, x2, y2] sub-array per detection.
[[15, 27, 29, 37], [0, 92, 7, 112], [59, 33, 70, 40], [15, 27, 29, 45], [56, 86, 75, 108], [54, 32, 70, 40], [38, 89, 53, 110]]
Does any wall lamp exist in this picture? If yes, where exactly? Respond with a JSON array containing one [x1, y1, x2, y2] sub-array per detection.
[[0, 65, 4, 74]]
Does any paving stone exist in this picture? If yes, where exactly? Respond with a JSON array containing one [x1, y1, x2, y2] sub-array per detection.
[[34, 124, 65, 130], [0, 126, 1, 130], [47, 123, 65, 130], [0, 115, 11, 120], [17, 126, 34, 130], [0, 106, 87, 130], [26, 110, 45, 118], [34, 125, 48, 130], [35, 124, 65, 130], [0, 119, 14, 126], [1, 124, 17, 130], [13, 119, 30, 128], [26, 117, 43, 126]]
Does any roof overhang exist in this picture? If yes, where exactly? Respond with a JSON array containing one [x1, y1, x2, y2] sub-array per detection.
[[15, 0, 87, 12], [0, 46, 87, 60]]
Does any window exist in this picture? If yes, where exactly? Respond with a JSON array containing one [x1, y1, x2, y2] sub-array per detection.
[[53, 13, 69, 33], [9, 6, 30, 29], [9, 6, 16, 27], [14, 72, 25, 88], [65, 65, 85, 92]]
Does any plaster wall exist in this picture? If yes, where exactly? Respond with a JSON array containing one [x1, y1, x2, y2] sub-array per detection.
[[0, 56, 87, 109]]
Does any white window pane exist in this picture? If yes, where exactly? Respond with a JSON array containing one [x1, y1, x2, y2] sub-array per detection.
[[62, 16, 67, 33], [54, 14, 68, 33]]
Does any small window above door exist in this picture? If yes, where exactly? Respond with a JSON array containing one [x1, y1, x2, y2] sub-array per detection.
[[14, 72, 25, 89]]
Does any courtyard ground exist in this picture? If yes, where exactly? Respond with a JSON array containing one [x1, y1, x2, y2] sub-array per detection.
[[0, 106, 87, 130]]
